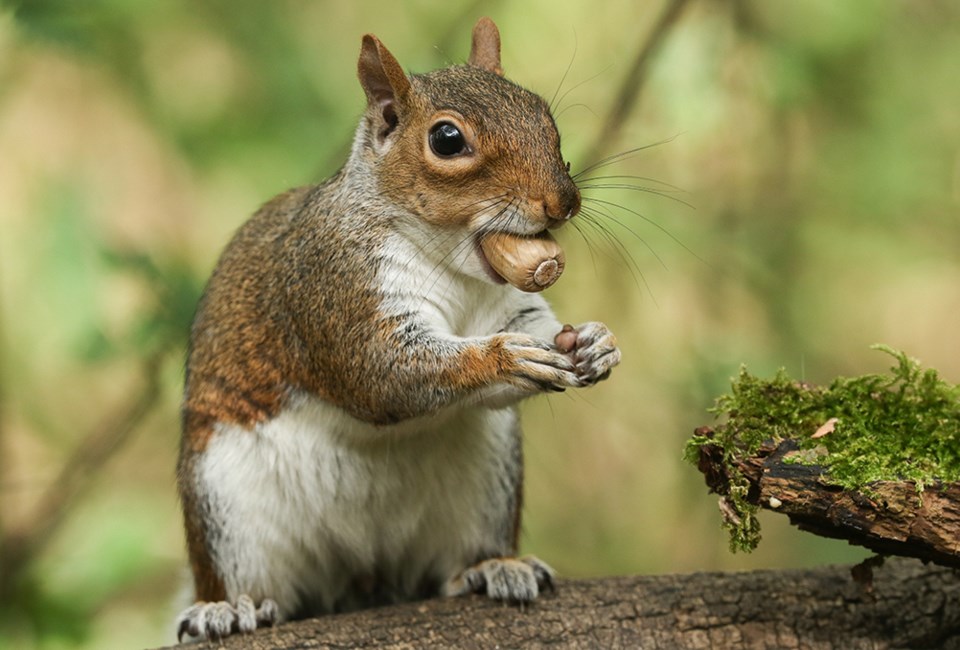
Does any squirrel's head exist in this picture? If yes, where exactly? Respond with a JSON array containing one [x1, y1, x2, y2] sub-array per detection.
[[356, 18, 580, 244]]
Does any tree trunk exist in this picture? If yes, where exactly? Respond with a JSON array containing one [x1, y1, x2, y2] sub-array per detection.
[[155, 558, 960, 649]]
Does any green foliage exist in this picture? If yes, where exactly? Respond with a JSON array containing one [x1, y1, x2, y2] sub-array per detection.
[[1, 500, 164, 648], [686, 346, 960, 553], [87, 249, 204, 361], [2, 576, 92, 647]]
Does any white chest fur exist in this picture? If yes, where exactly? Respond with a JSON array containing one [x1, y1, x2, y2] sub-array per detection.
[[377, 227, 522, 335], [197, 394, 520, 616]]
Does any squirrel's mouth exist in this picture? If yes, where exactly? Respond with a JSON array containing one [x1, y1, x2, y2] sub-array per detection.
[[473, 236, 508, 285]]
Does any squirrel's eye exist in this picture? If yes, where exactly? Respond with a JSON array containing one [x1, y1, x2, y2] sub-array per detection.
[[429, 122, 468, 157]]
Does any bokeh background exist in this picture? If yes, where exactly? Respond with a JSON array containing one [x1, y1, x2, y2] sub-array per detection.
[[1, 0, 958, 647]]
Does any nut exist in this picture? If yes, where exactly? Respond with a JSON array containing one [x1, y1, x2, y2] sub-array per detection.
[[479, 231, 565, 292], [554, 324, 577, 353]]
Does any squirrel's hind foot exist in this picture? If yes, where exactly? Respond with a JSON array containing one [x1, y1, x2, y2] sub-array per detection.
[[443, 555, 555, 604], [176, 594, 278, 642]]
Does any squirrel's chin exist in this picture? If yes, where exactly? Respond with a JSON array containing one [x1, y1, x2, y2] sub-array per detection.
[[473, 237, 508, 285]]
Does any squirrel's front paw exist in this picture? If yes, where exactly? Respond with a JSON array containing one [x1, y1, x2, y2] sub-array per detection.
[[176, 594, 278, 642], [443, 555, 555, 603], [495, 333, 581, 393], [556, 322, 620, 385]]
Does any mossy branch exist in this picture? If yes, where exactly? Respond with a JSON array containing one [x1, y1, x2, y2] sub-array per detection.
[[687, 346, 960, 559]]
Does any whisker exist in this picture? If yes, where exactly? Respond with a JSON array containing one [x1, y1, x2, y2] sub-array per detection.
[[576, 210, 657, 304], [579, 184, 696, 210], [553, 64, 613, 117], [579, 204, 668, 272], [549, 31, 578, 113], [422, 194, 514, 280], [568, 218, 602, 278], [582, 196, 704, 264], [417, 232, 477, 310], [571, 135, 680, 179], [554, 102, 599, 122], [399, 194, 514, 306], [575, 174, 685, 193]]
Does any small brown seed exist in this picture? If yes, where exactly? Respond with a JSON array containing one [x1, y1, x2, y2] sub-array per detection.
[[554, 324, 577, 353]]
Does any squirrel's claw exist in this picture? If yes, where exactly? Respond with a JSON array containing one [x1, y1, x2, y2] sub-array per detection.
[[568, 321, 620, 385], [498, 333, 581, 392], [443, 555, 556, 604], [175, 595, 278, 642]]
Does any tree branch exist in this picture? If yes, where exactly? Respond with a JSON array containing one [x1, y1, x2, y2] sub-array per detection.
[[154, 558, 960, 649], [695, 431, 960, 569], [581, 0, 693, 168], [0, 352, 166, 603]]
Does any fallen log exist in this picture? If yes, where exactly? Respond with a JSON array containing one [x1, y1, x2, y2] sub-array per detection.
[[155, 557, 960, 649]]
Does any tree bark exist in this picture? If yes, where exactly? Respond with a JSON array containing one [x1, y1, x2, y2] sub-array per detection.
[[696, 432, 960, 569], [156, 558, 960, 649]]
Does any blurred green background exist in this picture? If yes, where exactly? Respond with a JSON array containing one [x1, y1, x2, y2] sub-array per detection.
[[1, 0, 958, 647]]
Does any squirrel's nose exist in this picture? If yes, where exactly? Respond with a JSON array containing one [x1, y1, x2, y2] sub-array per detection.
[[543, 185, 581, 228]]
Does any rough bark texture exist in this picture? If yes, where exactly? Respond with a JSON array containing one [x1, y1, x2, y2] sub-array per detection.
[[155, 558, 960, 649], [696, 432, 960, 568]]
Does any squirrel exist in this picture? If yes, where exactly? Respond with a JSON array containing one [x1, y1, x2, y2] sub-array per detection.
[[175, 17, 621, 641]]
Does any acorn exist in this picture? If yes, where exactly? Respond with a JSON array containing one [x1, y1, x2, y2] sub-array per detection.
[[479, 231, 565, 292]]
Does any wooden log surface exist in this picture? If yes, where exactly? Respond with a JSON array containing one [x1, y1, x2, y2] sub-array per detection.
[[155, 558, 960, 649]]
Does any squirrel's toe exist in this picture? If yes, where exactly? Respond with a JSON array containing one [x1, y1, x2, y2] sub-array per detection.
[[175, 595, 278, 642], [443, 556, 556, 604]]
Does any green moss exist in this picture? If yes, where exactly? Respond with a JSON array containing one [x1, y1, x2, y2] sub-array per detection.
[[684, 345, 960, 553]]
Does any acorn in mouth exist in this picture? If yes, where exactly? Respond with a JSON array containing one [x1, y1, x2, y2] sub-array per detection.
[[478, 231, 565, 292]]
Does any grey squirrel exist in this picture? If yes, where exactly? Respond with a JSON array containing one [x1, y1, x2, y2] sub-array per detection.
[[175, 17, 621, 641]]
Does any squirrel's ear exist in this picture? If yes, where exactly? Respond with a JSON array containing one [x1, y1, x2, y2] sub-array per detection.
[[358, 34, 411, 137], [468, 17, 503, 76]]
